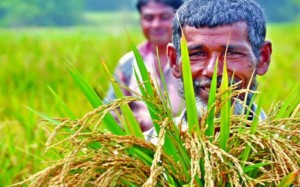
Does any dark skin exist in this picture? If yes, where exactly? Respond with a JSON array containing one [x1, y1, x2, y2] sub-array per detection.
[[167, 22, 272, 104]]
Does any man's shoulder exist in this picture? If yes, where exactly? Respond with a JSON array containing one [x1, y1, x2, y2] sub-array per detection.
[[119, 51, 135, 67]]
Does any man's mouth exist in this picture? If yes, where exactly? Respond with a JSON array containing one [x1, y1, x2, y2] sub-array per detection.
[[194, 79, 224, 103], [194, 80, 213, 93], [150, 29, 166, 36], [202, 86, 210, 93], [195, 86, 211, 103]]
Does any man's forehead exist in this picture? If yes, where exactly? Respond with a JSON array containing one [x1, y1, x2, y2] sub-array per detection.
[[182, 22, 249, 41], [182, 21, 248, 33]]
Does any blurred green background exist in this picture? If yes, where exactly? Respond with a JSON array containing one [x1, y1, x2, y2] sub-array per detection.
[[0, 0, 299, 186], [0, 0, 299, 26]]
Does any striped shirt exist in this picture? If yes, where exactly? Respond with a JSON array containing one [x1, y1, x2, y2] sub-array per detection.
[[104, 41, 184, 131]]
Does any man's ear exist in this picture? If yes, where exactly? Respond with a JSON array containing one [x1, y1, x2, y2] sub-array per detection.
[[167, 43, 181, 78], [256, 41, 272, 75]]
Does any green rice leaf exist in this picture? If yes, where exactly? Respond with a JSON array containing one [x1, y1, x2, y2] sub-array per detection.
[[165, 173, 177, 187], [165, 129, 192, 182], [277, 170, 300, 187], [47, 85, 76, 119], [79, 59, 153, 171], [130, 46, 185, 176], [242, 71, 256, 117], [165, 134, 190, 178], [250, 95, 263, 134], [219, 58, 230, 151], [155, 48, 174, 118], [180, 33, 200, 134], [111, 82, 143, 138], [87, 141, 102, 150], [133, 68, 147, 96], [241, 95, 264, 166], [243, 162, 271, 173], [179, 32, 203, 183], [131, 44, 161, 133], [65, 61, 124, 135], [130, 42, 154, 97], [276, 83, 300, 119], [131, 43, 188, 175], [101, 60, 143, 138], [65, 61, 102, 108], [133, 67, 159, 132], [120, 179, 139, 187], [128, 146, 153, 166], [26, 107, 61, 125], [205, 60, 218, 140], [241, 93, 256, 131]]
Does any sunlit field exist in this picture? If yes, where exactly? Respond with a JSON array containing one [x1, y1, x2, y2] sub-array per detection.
[[261, 23, 300, 108], [0, 12, 299, 186]]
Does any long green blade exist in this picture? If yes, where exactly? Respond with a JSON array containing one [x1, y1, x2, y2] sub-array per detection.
[[130, 42, 154, 97], [276, 83, 300, 119], [243, 162, 271, 173], [112, 83, 144, 138], [48, 85, 76, 119], [180, 33, 200, 134], [219, 59, 230, 151], [131, 43, 161, 134], [26, 107, 61, 125], [240, 95, 264, 168], [131, 48, 188, 180], [179, 33, 203, 181], [132, 67, 160, 131], [101, 60, 144, 138], [206, 60, 218, 140], [250, 95, 263, 134], [277, 170, 300, 187], [65, 62, 102, 108], [155, 48, 174, 117], [65, 61, 124, 135]]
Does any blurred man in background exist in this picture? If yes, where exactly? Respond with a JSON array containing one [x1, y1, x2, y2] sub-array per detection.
[[105, 0, 184, 131]]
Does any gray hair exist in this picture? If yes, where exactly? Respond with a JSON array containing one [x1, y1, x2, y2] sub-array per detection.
[[172, 0, 266, 60]]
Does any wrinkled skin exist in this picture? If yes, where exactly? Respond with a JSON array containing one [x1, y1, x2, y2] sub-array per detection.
[[168, 22, 272, 115]]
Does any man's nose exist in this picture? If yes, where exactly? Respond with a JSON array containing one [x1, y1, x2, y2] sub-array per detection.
[[203, 53, 222, 77], [151, 17, 162, 27]]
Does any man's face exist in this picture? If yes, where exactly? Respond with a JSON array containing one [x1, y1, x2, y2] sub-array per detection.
[[140, 2, 174, 47], [168, 21, 271, 110]]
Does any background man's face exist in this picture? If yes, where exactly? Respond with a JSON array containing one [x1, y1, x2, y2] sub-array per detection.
[[140, 2, 174, 47], [176, 22, 258, 104]]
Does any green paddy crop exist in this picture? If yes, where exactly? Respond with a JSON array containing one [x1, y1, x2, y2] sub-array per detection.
[[0, 22, 299, 186], [0, 26, 143, 185], [11, 29, 300, 186]]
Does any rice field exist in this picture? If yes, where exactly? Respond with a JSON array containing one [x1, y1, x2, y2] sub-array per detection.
[[0, 17, 299, 186]]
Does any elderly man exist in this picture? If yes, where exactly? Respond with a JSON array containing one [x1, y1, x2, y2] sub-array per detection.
[[105, 0, 184, 132], [145, 0, 272, 141]]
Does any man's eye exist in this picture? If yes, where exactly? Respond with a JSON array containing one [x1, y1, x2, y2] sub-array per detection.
[[190, 51, 206, 57], [226, 51, 240, 56], [143, 15, 153, 22], [161, 14, 172, 20]]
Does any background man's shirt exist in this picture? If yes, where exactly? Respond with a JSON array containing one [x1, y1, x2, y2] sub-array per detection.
[[104, 41, 184, 131]]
